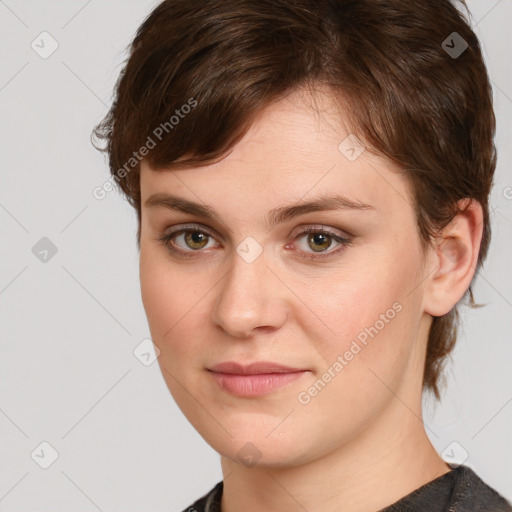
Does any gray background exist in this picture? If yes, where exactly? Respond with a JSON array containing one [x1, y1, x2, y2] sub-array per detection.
[[0, 0, 510, 510]]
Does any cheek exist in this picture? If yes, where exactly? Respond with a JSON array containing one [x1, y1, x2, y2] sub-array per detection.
[[140, 248, 202, 349], [296, 262, 407, 350], [295, 243, 421, 385], [293, 280, 414, 431], [140, 252, 173, 336]]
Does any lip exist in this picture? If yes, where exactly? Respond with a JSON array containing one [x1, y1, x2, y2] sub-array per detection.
[[208, 361, 306, 375], [207, 361, 310, 397]]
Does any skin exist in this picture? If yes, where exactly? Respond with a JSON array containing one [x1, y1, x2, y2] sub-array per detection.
[[138, 87, 483, 512]]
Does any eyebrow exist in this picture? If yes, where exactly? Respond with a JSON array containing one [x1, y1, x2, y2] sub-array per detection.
[[144, 193, 376, 228]]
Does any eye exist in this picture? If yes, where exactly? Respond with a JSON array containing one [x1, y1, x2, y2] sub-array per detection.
[[157, 224, 219, 258], [156, 224, 353, 260], [292, 226, 353, 259]]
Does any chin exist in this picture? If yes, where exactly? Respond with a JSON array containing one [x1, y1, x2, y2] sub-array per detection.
[[209, 432, 317, 469]]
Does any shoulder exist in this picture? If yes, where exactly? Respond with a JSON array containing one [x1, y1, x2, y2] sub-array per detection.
[[450, 465, 512, 511], [180, 481, 223, 512]]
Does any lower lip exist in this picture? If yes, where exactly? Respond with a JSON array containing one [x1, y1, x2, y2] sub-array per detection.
[[209, 371, 308, 397]]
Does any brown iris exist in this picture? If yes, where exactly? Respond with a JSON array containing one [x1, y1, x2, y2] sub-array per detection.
[[184, 231, 209, 250], [307, 233, 332, 252]]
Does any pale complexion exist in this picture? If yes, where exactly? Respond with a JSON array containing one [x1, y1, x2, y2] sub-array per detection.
[[139, 87, 483, 512]]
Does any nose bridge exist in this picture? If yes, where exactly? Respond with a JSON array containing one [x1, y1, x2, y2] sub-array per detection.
[[211, 243, 286, 337]]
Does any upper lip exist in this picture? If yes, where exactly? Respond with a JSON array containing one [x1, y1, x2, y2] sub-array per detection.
[[208, 361, 307, 375]]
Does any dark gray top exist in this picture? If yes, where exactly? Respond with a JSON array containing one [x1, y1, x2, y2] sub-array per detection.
[[181, 464, 512, 511]]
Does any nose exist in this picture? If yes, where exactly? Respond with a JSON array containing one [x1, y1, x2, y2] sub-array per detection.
[[211, 247, 288, 338]]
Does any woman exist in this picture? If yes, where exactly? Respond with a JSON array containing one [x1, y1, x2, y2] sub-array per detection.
[[94, 0, 512, 510]]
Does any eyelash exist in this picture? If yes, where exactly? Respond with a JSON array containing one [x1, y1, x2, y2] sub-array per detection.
[[155, 224, 353, 260]]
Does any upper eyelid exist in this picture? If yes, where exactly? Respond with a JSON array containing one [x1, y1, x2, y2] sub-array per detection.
[[164, 222, 350, 240], [166, 224, 219, 245]]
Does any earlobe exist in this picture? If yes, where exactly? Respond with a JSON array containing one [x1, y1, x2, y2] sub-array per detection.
[[423, 199, 483, 317]]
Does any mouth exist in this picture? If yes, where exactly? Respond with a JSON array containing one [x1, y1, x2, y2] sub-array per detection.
[[208, 360, 307, 375], [207, 361, 310, 397]]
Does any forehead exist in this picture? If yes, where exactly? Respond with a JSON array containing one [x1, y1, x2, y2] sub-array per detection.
[[140, 88, 413, 220]]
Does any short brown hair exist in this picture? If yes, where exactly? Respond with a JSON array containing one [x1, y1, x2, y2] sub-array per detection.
[[93, 0, 497, 400]]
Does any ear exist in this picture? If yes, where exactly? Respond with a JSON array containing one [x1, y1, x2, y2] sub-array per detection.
[[423, 198, 484, 317]]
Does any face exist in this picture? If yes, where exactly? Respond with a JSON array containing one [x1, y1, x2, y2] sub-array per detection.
[[139, 88, 431, 469]]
